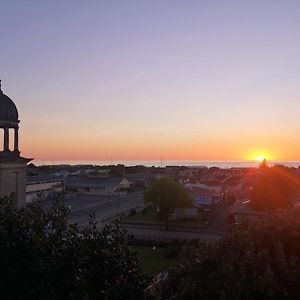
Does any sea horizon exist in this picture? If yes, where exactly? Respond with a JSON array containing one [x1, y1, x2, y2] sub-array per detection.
[[32, 160, 300, 169]]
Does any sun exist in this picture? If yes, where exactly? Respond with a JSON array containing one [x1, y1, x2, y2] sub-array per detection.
[[247, 150, 274, 162], [255, 155, 266, 162]]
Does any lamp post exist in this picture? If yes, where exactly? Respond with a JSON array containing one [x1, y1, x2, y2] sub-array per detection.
[[117, 188, 120, 215]]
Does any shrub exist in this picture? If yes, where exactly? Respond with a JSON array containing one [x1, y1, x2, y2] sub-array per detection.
[[129, 208, 137, 216], [162, 211, 300, 300], [0, 196, 149, 300], [165, 239, 186, 259]]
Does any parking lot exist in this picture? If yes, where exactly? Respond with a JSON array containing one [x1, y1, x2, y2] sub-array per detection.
[[44, 191, 145, 227]]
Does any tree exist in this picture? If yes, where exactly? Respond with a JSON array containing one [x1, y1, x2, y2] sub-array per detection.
[[144, 176, 193, 231], [250, 165, 300, 210], [259, 158, 268, 171], [0, 196, 149, 300], [162, 211, 300, 300]]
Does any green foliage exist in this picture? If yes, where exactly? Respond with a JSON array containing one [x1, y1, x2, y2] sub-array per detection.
[[35, 190, 46, 201], [162, 211, 300, 300], [165, 239, 185, 259], [134, 246, 173, 276], [126, 208, 161, 224], [0, 196, 149, 300], [250, 165, 300, 210], [144, 176, 192, 230]]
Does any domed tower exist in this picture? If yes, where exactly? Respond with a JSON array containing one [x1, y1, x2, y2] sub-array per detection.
[[0, 80, 32, 208]]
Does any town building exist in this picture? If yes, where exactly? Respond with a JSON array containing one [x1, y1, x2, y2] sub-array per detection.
[[65, 176, 132, 196], [126, 172, 159, 188], [187, 187, 222, 211], [0, 80, 31, 207], [26, 175, 63, 202]]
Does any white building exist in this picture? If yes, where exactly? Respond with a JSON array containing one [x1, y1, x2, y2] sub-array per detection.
[[65, 176, 132, 196], [26, 175, 63, 202], [0, 81, 32, 208]]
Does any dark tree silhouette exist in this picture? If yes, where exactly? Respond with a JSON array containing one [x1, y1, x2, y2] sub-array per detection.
[[0, 196, 149, 300], [250, 165, 300, 210], [162, 211, 300, 300], [259, 158, 268, 170], [144, 176, 192, 230]]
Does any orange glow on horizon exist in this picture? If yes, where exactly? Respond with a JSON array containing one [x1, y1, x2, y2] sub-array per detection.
[[20, 127, 299, 162], [246, 149, 276, 162], [21, 143, 286, 162], [255, 155, 266, 162]]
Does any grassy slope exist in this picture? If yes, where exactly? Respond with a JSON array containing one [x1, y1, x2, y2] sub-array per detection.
[[126, 208, 207, 227], [134, 245, 173, 276]]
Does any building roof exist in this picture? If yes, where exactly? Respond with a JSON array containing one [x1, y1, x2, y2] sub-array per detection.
[[126, 172, 156, 181], [27, 175, 63, 183], [0, 82, 19, 123], [187, 187, 213, 196], [65, 176, 131, 188]]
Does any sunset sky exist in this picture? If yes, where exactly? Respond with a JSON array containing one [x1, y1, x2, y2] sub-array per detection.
[[1, 1, 300, 162]]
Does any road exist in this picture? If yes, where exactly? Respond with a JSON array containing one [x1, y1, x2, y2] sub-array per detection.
[[122, 202, 231, 242], [44, 191, 145, 227], [43, 191, 228, 242]]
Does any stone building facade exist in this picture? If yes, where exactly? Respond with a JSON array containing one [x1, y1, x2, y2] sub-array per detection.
[[0, 80, 31, 208]]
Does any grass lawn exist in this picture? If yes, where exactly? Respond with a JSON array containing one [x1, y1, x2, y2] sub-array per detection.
[[126, 208, 162, 224], [125, 208, 207, 228], [134, 245, 173, 276], [170, 217, 207, 227]]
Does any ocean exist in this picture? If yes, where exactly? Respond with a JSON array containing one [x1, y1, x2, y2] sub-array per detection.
[[32, 160, 300, 168]]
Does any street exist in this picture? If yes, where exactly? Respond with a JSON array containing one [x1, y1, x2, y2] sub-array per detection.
[[44, 191, 145, 227], [43, 191, 228, 242]]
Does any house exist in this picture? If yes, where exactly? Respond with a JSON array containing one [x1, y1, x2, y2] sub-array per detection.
[[187, 187, 222, 211], [51, 170, 71, 177], [65, 176, 132, 196], [126, 172, 159, 188], [185, 182, 222, 194]]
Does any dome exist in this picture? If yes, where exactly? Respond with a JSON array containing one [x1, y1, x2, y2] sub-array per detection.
[[0, 86, 19, 123]]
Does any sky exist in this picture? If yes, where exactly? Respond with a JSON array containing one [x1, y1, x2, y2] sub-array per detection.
[[1, 0, 300, 162]]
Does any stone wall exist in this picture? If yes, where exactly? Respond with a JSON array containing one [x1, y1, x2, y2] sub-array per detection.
[[0, 160, 27, 208]]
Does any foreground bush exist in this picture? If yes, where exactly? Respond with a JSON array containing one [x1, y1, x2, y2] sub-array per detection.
[[162, 211, 300, 300], [0, 197, 148, 300]]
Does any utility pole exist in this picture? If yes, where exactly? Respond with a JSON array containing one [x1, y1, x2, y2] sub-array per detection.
[[117, 189, 120, 215]]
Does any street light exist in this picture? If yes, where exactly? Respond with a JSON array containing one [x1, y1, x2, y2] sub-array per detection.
[[117, 188, 120, 215]]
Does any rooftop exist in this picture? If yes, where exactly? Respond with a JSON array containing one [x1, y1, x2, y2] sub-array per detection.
[[0, 81, 19, 123]]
